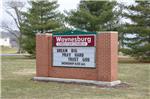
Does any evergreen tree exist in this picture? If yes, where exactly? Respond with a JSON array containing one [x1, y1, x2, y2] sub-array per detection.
[[122, 1, 150, 61], [114, 3, 127, 50], [21, 0, 62, 56], [66, 1, 117, 31]]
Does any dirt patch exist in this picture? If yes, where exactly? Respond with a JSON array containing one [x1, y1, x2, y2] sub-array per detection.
[[13, 69, 35, 75], [111, 83, 131, 89]]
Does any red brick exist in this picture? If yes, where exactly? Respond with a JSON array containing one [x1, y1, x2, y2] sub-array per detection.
[[36, 34, 51, 77], [36, 32, 118, 82]]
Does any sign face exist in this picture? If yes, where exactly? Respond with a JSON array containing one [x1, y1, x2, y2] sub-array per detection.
[[52, 32, 96, 68], [53, 47, 95, 67], [53, 35, 95, 47]]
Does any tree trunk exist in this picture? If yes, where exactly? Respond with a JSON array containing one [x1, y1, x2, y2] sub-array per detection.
[[17, 34, 23, 53]]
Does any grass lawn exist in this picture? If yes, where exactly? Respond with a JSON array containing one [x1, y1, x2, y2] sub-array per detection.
[[1, 56, 150, 99], [0, 47, 17, 54]]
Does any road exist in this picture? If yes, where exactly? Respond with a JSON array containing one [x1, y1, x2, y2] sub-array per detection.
[[0, 54, 29, 56]]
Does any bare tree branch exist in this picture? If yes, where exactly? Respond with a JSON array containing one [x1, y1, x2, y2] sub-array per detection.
[[2, 1, 26, 53], [1, 21, 20, 39], [5, 1, 25, 30], [5, 10, 20, 29]]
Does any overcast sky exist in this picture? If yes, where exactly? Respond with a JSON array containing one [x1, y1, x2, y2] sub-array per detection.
[[0, 0, 80, 21], [0, 0, 134, 31]]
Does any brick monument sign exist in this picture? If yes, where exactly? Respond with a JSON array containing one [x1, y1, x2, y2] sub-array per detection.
[[34, 30, 121, 86]]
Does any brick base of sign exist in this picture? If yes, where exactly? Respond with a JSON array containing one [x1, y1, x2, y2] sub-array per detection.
[[33, 77, 121, 86], [36, 31, 119, 82]]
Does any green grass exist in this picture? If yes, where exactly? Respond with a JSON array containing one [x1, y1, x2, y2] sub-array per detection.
[[1, 56, 150, 99], [0, 47, 17, 54]]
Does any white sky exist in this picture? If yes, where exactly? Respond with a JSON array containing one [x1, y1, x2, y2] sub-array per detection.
[[0, 0, 80, 31], [58, 0, 80, 12], [1, 0, 80, 21], [0, 0, 134, 31]]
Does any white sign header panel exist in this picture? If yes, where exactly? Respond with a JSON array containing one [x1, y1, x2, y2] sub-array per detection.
[[53, 47, 95, 67]]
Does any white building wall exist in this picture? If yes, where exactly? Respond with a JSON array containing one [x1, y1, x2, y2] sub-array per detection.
[[0, 38, 11, 47]]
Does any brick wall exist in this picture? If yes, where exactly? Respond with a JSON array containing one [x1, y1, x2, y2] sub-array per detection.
[[36, 32, 118, 82], [36, 34, 50, 77]]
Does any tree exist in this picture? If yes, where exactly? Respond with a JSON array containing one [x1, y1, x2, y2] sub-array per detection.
[[66, 1, 117, 31], [21, 0, 63, 56], [121, 1, 150, 62], [66, 1, 127, 52], [115, 2, 128, 51], [1, 1, 25, 53]]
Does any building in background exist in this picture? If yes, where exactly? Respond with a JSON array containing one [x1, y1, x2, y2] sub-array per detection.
[[0, 37, 11, 47], [0, 31, 18, 48]]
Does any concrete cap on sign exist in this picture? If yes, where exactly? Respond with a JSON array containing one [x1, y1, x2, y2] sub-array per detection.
[[97, 31, 118, 34], [33, 77, 121, 86], [45, 33, 52, 36], [36, 33, 52, 36]]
